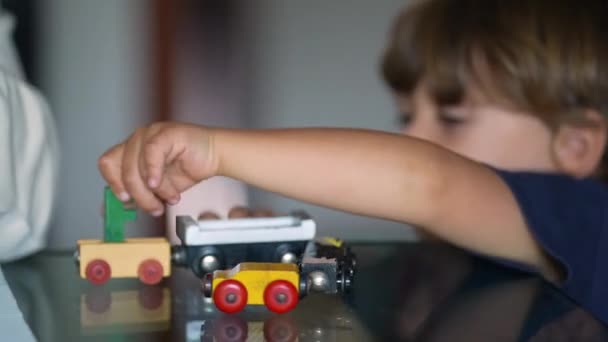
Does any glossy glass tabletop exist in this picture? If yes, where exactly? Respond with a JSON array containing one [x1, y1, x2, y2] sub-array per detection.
[[3, 242, 607, 341]]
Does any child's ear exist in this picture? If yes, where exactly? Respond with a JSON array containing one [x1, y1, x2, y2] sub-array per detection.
[[551, 109, 607, 178]]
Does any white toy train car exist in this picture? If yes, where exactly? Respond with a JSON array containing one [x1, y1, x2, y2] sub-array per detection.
[[171, 212, 316, 277]]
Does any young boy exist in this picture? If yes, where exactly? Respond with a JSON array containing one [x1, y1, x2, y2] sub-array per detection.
[[98, 0, 608, 324]]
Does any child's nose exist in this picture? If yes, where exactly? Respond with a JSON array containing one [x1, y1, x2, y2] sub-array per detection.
[[402, 121, 440, 144]]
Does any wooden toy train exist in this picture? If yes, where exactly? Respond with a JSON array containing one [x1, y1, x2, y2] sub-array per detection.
[[201, 242, 355, 313], [75, 187, 171, 285], [171, 213, 316, 277], [75, 187, 355, 314]]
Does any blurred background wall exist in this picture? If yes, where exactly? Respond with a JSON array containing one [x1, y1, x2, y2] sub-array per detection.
[[5, 0, 415, 250], [36, 0, 160, 248], [238, 1, 414, 240]]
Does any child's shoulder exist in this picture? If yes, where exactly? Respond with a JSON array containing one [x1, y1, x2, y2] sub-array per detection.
[[494, 169, 608, 223], [496, 168, 608, 191], [493, 169, 608, 251], [494, 168, 608, 324]]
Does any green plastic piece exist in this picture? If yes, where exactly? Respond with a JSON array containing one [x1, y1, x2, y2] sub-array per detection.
[[104, 186, 136, 242]]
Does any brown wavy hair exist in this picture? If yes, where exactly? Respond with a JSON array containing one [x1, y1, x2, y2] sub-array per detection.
[[381, 0, 608, 178]]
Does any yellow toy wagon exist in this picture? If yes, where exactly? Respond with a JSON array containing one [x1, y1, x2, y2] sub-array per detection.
[[75, 187, 171, 285]]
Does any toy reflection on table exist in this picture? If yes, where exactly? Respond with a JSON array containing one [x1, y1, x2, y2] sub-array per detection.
[[81, 285, 170, 335], [186, 297, 357, 342], [191, 315, 297, 342]]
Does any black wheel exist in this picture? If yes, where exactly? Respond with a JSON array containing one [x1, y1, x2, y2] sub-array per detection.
[[274, 243, 301, 264], [190, 246, 223, 278]]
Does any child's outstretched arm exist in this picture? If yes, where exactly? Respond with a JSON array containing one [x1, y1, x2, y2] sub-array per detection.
[[99, 122, 550, 276]]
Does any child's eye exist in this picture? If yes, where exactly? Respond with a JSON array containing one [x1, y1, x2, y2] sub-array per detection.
[[438, 111, 467, 126], [397, 112, 413, 127]]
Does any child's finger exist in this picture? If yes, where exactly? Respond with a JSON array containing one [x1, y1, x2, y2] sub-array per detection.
[[137, 150, 180, 204], [226, 207, 275, 218], [227, 206, 251, 218], [252, 209, 275, 217], [143, 130, 176, 190], [122, 130, 164, 215], [153, 174, 181, 205], [98, 143, 130, 202], [199, 211, 220, 220]]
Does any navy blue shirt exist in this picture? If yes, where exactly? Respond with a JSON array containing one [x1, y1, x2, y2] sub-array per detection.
[[495, 170, 608, 325]]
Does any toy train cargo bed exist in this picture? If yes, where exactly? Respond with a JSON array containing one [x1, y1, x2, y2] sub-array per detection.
[[175, 213, 316, 245]]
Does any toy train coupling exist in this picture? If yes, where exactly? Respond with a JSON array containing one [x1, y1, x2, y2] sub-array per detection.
[[299, 242, 356, 297]]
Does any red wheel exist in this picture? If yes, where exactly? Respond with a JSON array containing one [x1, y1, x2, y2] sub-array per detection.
[[213, 280, 248, 313], [85, 259, 111, 285], [138, 259, 164, 285], [263, 280, 299, 314]]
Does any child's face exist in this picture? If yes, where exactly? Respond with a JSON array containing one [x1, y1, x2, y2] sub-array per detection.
[[395, 83, 559, 172]]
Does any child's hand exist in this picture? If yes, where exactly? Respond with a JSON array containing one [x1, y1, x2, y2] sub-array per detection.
[[98, 122, 218, 216], [198, 206, 275, 220]]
